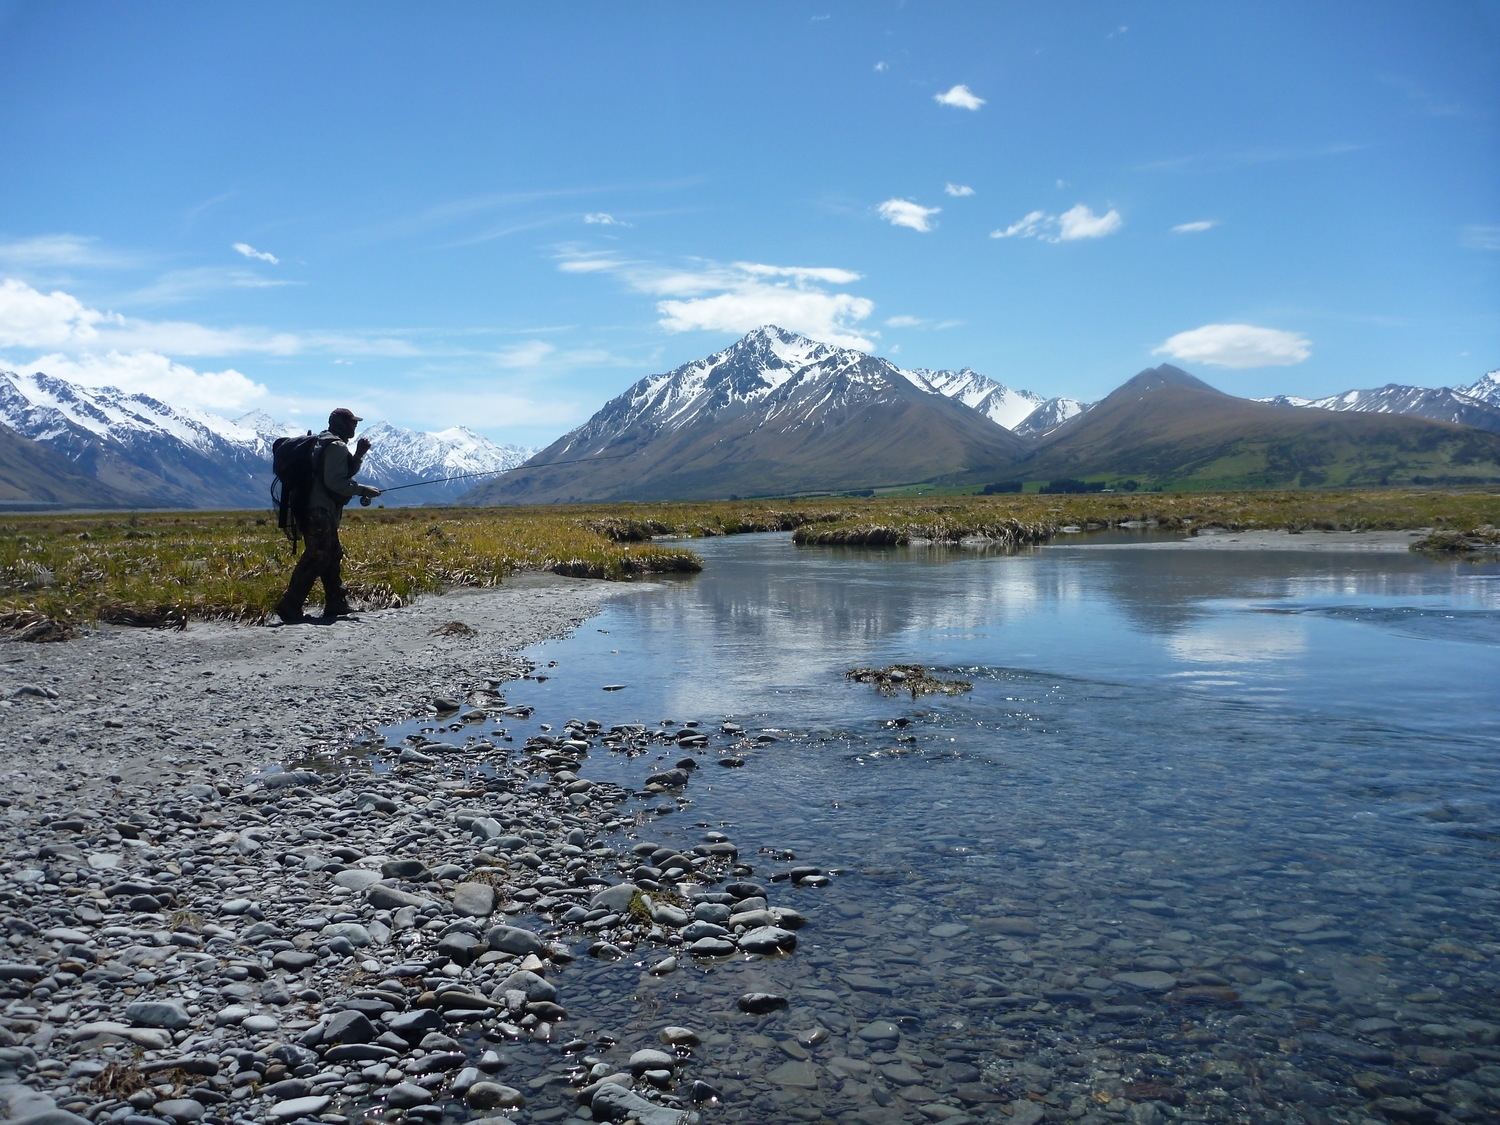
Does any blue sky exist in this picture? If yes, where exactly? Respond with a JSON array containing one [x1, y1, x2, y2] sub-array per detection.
[[0, 2, 1495, 447]]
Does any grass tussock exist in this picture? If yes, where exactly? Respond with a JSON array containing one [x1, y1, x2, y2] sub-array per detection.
[[787, 488, 1500, 546], [1411, 525, 1500, 553], [2, 489, 1497, 635]]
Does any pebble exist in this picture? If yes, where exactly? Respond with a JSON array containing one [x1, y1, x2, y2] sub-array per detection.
[[267, 1096, 331, 1120]]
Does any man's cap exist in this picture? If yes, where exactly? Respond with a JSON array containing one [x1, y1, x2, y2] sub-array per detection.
[[329, 407, 363, 426]]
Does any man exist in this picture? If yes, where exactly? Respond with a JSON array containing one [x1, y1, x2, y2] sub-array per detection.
[[275, 407, 382, 623]]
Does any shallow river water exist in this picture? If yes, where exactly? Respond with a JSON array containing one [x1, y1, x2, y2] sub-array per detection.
[[390, 533, 1500, 1125]]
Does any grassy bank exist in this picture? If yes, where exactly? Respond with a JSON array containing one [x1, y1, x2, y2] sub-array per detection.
[[0, 507, 704, 635], [2, 488, 1496, 636]]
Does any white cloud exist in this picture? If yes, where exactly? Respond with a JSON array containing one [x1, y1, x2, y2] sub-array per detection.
[[934, 84, 985, 110], [1153, 323, 1311, 368], [877, 198, 941, 232], [22, 349, 267, 411], [1057, 204, 1124, 240], [0, 276, 418, 360], [738, 263, 862, 285], [944, 183, 975, 197], [556, 254, 620, 274], [232, 242, 279, 264], [991, 204, 1123, 242], [993, 210, 1050, 240], [1172, 220, 1218, 234], [555, 252, 877, 350], [583, 213, 627, 226], [874, 61, 888, 72], [0, 277, 110, 347], [658, 290, 874, 350], [886, 315, 923, 328]]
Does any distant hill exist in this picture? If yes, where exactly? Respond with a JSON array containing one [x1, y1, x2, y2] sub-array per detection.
[[1262, 383, 1500, 434], [1010, 365, 1500, 488], [0, 422, 144, 510], [464, 326, 1029, 504]]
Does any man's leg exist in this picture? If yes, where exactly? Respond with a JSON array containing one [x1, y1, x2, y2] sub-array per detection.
[[321, 523, 352, 616], [276, 510, 333, 621]]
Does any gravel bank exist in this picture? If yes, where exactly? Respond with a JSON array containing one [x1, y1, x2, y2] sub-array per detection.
[[0, 575, 801, 1125]]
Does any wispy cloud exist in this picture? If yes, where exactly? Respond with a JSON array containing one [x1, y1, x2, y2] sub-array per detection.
[[874, 61, 887, 72], [934, 84, 985, 111], [126, 267, 300, 305], [884, 315, 962, 330], [555, 252, 876, 350], [232, 242, 279, 264], [877, 198, 941, 232], [1461, 225, 1500, 251], [1172, 220, 1218, 234], [944, 183, 975, 197], [1381, 75, 1465, 118], [1154, 323, 1310, 368], [1140, 142, 1364, 174], [992, 204, 1122, 242], [0, 234, 139, 271], [583, 213, 628, 227]]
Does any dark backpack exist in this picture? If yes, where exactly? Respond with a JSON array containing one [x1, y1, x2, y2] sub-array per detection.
[[270, 432, 329, 535]]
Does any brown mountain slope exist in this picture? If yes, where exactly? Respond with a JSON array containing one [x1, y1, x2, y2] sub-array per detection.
[[0, 423, 146, 509], [1008, 365, 1500, 488]]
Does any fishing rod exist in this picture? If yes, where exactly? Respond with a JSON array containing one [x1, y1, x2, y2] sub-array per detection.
[[370, 450, 635, 496]]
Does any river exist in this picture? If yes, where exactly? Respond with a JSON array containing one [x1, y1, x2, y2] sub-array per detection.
[[386, 532, 1500, 1125]]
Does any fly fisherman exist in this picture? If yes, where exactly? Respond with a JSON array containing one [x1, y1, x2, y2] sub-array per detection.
[[275, 407, 382, 623]]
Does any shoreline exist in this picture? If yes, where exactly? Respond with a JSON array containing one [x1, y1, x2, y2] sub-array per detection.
[[0, 574, 830, 1125]]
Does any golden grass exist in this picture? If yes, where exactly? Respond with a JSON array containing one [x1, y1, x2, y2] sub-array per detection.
[[2, 488, 1496, 635]]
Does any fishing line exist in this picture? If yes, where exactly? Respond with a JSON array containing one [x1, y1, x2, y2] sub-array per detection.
[[374, 450, 634, 493]]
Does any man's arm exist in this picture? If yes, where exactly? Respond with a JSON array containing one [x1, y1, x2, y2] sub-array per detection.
[[322, 439, 381, 500]]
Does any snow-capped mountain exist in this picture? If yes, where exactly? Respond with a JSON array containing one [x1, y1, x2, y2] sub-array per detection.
[[900, 367, 1047, 430], [0, 367, 533, 509], [1014, 396, 1090, 438], [352, 421, 534, 505], [466, 325, 1030, 504], [0, 369, 276, 508], [1259, 382, 1500, 435], [1460, 370, 1500, 408]]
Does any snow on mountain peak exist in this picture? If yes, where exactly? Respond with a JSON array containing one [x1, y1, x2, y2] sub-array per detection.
[[1462, 369, 1500, 407], [902, 366, 1048, 429]]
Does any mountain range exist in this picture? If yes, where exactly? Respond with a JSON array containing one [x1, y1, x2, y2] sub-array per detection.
[[0, 369, 532, 510], [1260, 379, 1500, 434], [3, 339, 1498, 509], [467, 329, 1500, 502]]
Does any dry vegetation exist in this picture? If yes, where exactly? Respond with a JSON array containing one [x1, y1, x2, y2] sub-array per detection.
[[2, 488, 1496, 637]]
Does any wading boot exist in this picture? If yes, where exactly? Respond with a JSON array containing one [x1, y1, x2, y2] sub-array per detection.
[[323, 600, 354, 618], [274, 597, 306, 624]]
